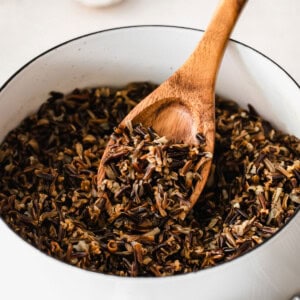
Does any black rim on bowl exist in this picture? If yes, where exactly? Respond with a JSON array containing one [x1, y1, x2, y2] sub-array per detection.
[[0, 25, 299, 279]]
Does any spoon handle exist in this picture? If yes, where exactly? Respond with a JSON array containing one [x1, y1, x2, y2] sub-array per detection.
[[179, 0, 247, 87]]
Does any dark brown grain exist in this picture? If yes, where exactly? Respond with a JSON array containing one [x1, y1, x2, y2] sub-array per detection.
[[0, 82, 299, 276]]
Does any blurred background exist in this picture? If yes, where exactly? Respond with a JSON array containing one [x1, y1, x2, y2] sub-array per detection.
[[0, 0, 299, 87]]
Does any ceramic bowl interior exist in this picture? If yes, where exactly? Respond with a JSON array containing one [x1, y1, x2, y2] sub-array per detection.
[[0, 26, 299, 300]]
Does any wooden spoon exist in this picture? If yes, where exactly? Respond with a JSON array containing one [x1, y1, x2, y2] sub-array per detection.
[[98, 0, 247, 213]]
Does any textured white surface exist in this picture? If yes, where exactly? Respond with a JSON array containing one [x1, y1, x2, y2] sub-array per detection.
[[0, 0, 299, 87]]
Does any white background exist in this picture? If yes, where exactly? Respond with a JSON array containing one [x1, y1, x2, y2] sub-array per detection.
[[0, 0, 299, 87]]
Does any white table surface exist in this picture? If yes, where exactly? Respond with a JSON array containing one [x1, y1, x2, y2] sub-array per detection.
[[0, 0, 299, 87], [0, 0, 299, 299]]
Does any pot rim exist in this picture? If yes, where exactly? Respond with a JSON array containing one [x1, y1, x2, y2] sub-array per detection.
[[0, 24, 299, 281]]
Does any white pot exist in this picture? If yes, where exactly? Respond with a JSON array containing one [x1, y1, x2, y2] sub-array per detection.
[[0, 26, 299, 300]]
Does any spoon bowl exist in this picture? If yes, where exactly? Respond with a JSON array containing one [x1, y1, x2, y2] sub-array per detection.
[[98, 0, 247, 210]]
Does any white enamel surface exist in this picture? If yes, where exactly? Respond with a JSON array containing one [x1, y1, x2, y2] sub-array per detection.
[[0, 26, 299, 300]]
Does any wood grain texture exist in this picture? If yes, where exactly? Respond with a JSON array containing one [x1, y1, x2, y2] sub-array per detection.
[[98, 0, 247, 212]]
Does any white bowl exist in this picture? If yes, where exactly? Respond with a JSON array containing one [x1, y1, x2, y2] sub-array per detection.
[[0, 25, 299, 300]]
